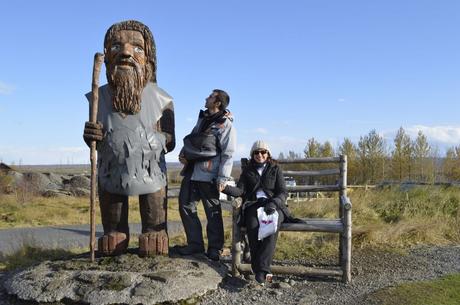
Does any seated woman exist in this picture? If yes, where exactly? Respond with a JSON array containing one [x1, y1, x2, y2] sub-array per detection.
[[223, 140, 299, 285]]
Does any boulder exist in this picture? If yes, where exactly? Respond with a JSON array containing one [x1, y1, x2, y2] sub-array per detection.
[[45, 173, 65, 186], [8, 171, 23, 184], [70, 175, 91, 189], [71, 187, 90, 197], [21, 172, 53, 194]]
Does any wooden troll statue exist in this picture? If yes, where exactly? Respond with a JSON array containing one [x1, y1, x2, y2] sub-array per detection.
[[83, 20, 175, 257]]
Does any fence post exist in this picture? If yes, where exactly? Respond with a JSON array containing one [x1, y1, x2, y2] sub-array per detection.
[[339, 155, 348, 267]]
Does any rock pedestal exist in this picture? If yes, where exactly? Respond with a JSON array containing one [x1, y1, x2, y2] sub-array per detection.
[[5, 253, 227, 305]]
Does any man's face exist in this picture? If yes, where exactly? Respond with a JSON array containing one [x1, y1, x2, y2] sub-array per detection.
[[205, 92, 219, 109], [107, 30, 147, 69]]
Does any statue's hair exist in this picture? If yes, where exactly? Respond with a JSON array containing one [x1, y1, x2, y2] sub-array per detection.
[[104, 20, 157, 82]]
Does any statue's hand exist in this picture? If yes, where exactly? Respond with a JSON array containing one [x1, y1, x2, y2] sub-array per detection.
[[83, 121, 104, 147]]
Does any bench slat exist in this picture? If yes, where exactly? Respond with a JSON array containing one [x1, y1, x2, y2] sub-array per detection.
[[283, 168, 341, 177], [279, 157, 341, 164], [287, 185, 341, 192], [236, 263, 343, 277], [280, 219, 343, 233]]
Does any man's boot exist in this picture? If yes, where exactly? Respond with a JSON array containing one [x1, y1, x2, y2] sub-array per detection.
[[98, 190, 129, 256], [138, 189, 169, 256]]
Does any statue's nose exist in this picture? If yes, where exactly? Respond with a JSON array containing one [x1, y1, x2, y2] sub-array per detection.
[[120, 44, 134, 57]]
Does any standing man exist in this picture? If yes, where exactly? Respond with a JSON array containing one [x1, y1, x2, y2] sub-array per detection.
[[83, 20, 175, 256], [177, 90, 236, 261]]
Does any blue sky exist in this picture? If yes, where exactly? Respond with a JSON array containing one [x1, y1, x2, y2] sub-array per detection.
[[0, 0, 459, 165]]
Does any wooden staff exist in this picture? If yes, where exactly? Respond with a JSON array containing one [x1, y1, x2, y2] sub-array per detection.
[[90, 52, 104, 261]]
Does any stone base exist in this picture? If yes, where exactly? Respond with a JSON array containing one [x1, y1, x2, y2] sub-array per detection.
[[139, 231, 168, 256], [4, 254, 227, 305]]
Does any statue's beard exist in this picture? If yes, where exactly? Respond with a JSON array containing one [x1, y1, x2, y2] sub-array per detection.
[[107, 60, 146, 115]]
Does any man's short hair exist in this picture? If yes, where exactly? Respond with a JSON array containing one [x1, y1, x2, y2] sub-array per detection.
[[104, 20, 157, 83], [213, 89, 230, 111]]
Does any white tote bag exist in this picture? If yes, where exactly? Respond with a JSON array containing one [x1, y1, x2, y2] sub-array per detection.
[[257, 207, 279, 240]]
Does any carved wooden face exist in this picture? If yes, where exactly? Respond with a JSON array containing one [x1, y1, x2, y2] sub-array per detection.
[[106, 30, 148, 115], [107, 30, 147, 68]]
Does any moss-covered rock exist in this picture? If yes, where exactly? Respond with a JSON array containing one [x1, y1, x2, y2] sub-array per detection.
[[4, 254, 227, 305]]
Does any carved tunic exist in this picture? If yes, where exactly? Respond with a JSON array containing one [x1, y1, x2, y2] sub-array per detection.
[[86, 82, 173, 195]]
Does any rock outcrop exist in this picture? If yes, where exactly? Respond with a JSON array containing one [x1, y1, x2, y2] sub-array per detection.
[[3, 169, 180, 198]]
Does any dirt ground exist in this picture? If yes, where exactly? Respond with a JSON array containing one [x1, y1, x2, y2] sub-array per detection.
[[199, 245, 460, 305]]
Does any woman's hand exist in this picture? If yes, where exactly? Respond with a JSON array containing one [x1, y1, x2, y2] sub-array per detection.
[[264, 201, 277, 215]]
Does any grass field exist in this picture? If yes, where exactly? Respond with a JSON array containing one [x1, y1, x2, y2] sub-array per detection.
[[369, 273, 460, 305], [0, 195, 225, 228], [1, 185, 459, 255]]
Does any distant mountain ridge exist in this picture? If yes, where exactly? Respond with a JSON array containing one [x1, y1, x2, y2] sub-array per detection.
[[10, 161, 243, 174]]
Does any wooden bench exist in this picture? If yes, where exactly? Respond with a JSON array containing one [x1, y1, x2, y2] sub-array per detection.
[[231, 155, 352, 283]]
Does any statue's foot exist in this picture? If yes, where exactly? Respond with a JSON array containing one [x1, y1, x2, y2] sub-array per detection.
[[97, 232, 128, 256], [139, 231, 169, 256]]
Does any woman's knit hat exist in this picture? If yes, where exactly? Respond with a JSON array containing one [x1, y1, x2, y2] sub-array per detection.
[[250, 140, 271, 156]]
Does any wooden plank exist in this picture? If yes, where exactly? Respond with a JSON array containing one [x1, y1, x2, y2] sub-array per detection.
[[347, 185, 377, 189], [339, 155, 347, 195], [287, 185, 341, 192], [237, 263, 343, 277], [280, 219, 343, 233], [339, 155, 347, 267], [283, 168, 340, 177], [292, 218, 341, 223], [278, 157, 341, 164], [342, 198, 352, 283]]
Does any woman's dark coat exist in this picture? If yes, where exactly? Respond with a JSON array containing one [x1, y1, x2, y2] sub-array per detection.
[[224, 160, 291, 221]]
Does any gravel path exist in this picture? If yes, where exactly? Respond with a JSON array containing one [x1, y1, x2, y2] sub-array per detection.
[[200, 245, 460, 305], [1, 243, 458, 304]]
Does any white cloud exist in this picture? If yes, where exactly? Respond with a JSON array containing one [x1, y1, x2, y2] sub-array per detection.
[[0, 146, 89, 165], [253, 127, 268, 134], [56, 146, 87, 153], [346, 119, 384, 125], [338, 98, 346, 102], [382, 125, 460, 154], [0, 81, 15, 95], [406, 125, 460, 145], [186, 117, 195, 123], [235, 143, 248, 158], [281, 120, 290, 126], [262, 136, 306, 157]]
